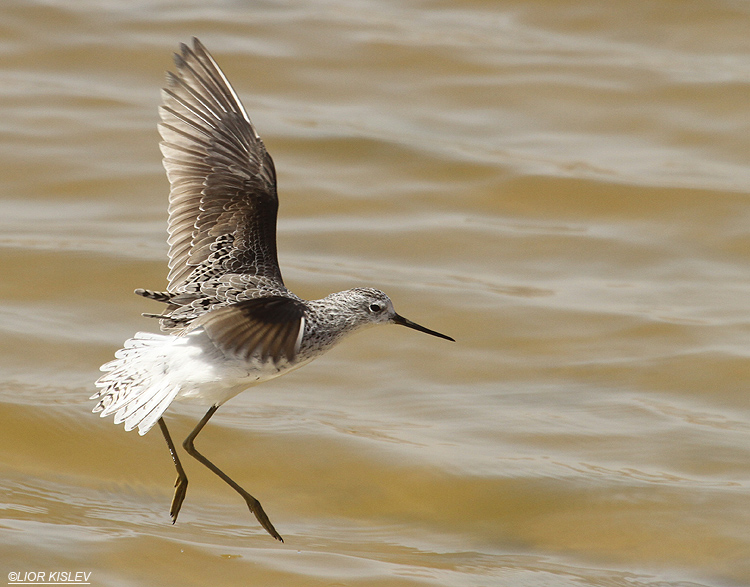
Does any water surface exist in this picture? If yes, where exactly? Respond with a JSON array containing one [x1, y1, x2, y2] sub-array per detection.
[[1, 1, 749, 586]]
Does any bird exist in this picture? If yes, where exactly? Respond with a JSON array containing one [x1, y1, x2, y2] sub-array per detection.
[[91, 37, 454, 542]]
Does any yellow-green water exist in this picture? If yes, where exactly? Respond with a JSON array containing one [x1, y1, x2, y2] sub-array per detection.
[[1, 1, 749, 585]]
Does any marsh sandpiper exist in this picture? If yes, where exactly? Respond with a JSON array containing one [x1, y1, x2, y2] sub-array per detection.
[[91, 38, 454, 542]]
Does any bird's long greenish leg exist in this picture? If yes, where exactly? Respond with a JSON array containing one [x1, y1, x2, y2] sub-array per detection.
[[158, 417, 188, 523], [183, 405, 283, 542]]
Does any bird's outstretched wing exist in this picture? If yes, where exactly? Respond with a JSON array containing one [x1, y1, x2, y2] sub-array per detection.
[[159, 37, 283, 291]]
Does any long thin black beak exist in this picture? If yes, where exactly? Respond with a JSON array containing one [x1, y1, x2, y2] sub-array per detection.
[[393, 314, 455, 342]]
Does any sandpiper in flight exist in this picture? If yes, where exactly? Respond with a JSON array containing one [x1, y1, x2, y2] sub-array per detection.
[[91, 38, 454, 542]]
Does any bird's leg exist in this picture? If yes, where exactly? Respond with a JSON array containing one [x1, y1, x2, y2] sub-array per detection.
[[158, 417, 188, 523], [183, 405, 283, 542]]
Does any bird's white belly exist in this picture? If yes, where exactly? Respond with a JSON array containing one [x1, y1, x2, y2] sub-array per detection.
[[163, 329, 302, 405], [93, 328, 313, 436]]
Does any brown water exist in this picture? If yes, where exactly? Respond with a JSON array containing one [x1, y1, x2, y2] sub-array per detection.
[[1, 1, 749, 586]]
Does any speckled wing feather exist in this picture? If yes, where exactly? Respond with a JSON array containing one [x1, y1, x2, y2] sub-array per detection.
[[195, 296, 307, 365], [159, 37, 283, 291]]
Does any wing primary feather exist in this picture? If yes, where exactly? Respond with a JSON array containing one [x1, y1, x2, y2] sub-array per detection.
[[191, 38, 253, 124], [159, 38, 284, 292]]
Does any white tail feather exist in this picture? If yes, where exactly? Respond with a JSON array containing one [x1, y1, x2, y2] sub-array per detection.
[[92, 332, 189, 435]]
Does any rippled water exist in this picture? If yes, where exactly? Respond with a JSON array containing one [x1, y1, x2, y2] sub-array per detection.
[[1, 1, 749, 586]]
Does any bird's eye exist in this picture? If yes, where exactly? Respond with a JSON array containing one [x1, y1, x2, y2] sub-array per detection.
[[369, 303, 383, 313]]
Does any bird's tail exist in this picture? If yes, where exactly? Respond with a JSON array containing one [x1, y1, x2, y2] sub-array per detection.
[[91, 332, 183, 435]]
